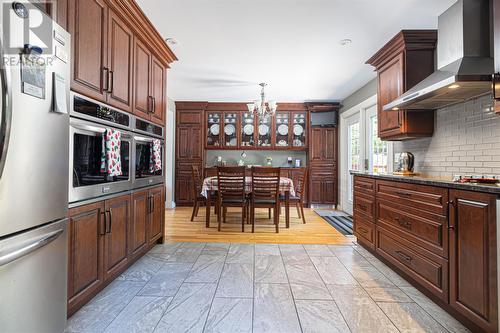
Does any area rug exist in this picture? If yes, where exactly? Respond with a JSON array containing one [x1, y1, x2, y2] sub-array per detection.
[[314, 210, 354, 236]]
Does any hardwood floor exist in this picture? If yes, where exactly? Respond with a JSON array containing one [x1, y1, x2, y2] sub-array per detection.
[[164, 207, 353, 245]]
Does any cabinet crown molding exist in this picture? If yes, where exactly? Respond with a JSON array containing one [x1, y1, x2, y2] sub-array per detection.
[[366, 30, 437, 69], [111, 0, 178, 66]]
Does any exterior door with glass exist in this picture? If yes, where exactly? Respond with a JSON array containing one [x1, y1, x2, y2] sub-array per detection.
[[342, 103, 391, 215]]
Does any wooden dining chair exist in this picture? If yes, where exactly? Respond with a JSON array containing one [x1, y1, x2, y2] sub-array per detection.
[[190, 165, 218, 221], [250, 167, 281, 233], [280, 168, 307, 224], [217, 166, 247, 232]]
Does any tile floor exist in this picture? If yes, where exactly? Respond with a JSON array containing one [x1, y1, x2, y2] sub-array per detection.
[[65, 242, 470, 333]]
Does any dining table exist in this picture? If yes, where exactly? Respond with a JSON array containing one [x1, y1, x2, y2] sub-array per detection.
[[201, 176, 296, 229]]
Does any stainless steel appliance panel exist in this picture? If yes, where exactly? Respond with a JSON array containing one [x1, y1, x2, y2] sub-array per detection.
[[132, 134, 165, 189], [69, 117, 133, 203], [0, 5, 70, 238], [0, 218, 68, 333]]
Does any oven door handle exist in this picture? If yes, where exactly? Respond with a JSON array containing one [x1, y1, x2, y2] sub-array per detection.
[[71, 122, 106, 134]]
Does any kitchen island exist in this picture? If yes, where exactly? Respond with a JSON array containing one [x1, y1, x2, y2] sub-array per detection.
[[352, 172, 499, 333]]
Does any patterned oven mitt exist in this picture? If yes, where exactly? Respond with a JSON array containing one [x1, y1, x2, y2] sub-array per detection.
[[100, 128, 122, 176], [149, 139, 162, 173]]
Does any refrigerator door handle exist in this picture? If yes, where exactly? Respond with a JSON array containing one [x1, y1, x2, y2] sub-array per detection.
[[0, 36, 12, 180], [0, 229, 64, 267]]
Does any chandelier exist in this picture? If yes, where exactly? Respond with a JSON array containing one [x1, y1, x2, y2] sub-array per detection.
[[247, 83, 277, 118]]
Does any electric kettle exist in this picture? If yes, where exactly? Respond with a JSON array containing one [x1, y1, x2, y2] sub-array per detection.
[[399, 152, 415, 173]]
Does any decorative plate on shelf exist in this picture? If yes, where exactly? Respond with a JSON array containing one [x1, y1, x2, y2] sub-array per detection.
[[243, 124, 254, 135], [210, 123, 220, 135], [224, 124, 236, 136], [293, 124, 303, 136], [258, 124, 269, 136], [229, 138, 237, 146], [278, 124, 288, 136]]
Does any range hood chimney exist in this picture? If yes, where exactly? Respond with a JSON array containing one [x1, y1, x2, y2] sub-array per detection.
[[384, 0, 493, 111]]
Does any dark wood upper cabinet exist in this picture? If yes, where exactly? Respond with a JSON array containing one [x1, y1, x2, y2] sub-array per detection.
[[130, 190, 149, 258], [68, 0, 108, 101], [67, 202, 105, 316], [310, 127, 337, 163], [449, 190, 498, 333], [106, 10, 133, 112], [68, 0, 173, 123], [150, 56, 167, 125], [133, 38, 152, 120], [103, 195, 130, 281], [366, 30, 437, 140]]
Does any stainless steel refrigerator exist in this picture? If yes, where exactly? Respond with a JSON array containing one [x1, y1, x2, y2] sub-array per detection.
[[0, 2, 70, 332]]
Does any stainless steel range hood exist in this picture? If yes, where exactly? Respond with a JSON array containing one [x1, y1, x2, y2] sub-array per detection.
[[384, 0, 493, 111]]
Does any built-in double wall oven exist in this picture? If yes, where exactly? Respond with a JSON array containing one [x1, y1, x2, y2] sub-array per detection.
[[69, 93, 164, 204]]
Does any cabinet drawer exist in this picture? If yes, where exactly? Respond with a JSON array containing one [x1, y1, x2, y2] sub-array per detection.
[[377, 201, 448, 258], [177, 162, 202, 177], [353, 194, 375, 221], [354, 176, 375, 195], [354, 216, 375, 249], [376, 180, 448, 216], [376, 227, 448, 301]]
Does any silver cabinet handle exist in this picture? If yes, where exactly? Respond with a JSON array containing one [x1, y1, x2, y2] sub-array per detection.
[[0, 35, 12, 180], [0, 229, 64, 267]]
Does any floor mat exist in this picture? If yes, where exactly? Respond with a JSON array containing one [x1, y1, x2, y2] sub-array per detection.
[[319, 214, 354, 236]]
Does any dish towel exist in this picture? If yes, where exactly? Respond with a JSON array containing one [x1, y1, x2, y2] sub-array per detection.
[[149, 139, 162, 173], [100, 128, 122, 176]]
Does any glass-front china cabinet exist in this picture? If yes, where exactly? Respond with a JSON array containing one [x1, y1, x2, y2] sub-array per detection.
[[275, 112, 290, 148], [223, 113, 238, 147], [206, 112, 221, 147], [292, 112, 307, 148], [257, 115, 272, 148], [241, 112, 255, 147]]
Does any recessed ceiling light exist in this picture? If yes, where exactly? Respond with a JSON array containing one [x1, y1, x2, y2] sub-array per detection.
[[165, 38, 178, 46], [339, 39, 352, 46], [448, 84, 460, 89]]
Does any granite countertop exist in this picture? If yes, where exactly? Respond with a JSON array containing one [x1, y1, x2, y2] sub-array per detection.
[[351, 171, 500, 195], [206, 165, 306, 169]]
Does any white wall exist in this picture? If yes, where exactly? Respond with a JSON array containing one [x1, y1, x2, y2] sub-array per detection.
[[165, 98, 176, 208]]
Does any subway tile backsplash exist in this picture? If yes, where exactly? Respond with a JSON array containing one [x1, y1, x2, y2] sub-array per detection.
[[393, 94, 500, 178]]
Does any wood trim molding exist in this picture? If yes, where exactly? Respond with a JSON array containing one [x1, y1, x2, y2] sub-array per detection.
[[175, 101, 209, 110], [108, 0, 178, 66], [305, 102, 340, 113], [366, 30, 437, 69]]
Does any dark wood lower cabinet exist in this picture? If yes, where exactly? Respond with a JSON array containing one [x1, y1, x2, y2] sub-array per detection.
[[103, 195, 130, 281], [449, 190, 498, 333], [67, 202, 105, 316], [353, 175, 499, 333], [130, 190, 149, 257], [68, 185, 165, 317]]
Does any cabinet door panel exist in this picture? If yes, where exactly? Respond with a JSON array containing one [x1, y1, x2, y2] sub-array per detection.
[[69, 0, 107, 101], [150, 56, 166, 125], [148, 187, 164, 245], [107, 10, 133, 112], [310, 127, 324, 162], [176, 126, 192, 160], [310, 178, 323, 203], [323, 179, 337, 204], [449, 190, 497, 332], [323, 128, 337, 161], [103, 195, 130, 280], [377, 54, 403, 137], [176, 177, 194, 205], [190, 126, 203, 160], [68, 202, 105, 313], [133, 38, 152, 120], [130, 190, 149, 257]]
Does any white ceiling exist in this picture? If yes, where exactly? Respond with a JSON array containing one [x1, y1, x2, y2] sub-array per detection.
[[137, 0, 456, 103]]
